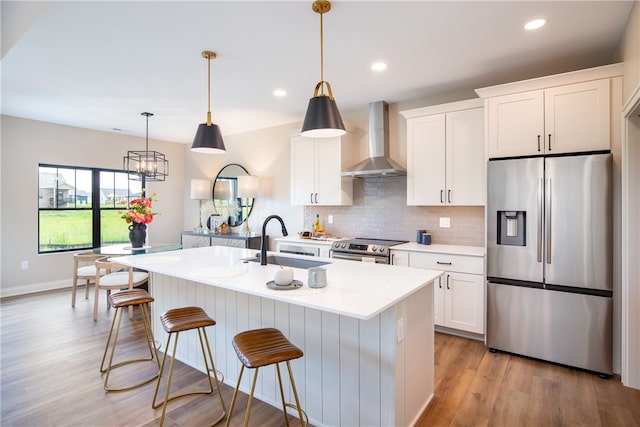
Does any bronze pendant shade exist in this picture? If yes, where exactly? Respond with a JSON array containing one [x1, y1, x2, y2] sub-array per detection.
[[123, 112, 169, 181], [191, 50, 226, 153], [301, 0, 346, 138]]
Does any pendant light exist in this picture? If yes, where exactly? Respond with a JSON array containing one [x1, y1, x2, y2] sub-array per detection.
[[191, 50, 226, 153], [301, 0, 346, 138], [123, 112, 169, 181]]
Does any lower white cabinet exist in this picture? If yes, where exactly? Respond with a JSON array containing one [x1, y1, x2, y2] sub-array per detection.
[[393, 249, 485, 335], [433, 271, 484, 334]]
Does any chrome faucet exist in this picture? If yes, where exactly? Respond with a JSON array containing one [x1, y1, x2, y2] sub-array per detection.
[[260, 215, 288, 265]]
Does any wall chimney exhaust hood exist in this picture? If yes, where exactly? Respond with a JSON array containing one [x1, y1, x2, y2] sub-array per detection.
[[341, 101, 406, 178]]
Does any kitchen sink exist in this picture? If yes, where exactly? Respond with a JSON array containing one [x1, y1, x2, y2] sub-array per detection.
[[243, 255, 330, 269]]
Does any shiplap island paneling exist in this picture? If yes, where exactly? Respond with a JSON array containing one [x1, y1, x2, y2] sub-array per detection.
[[114, 246, 441, 426]]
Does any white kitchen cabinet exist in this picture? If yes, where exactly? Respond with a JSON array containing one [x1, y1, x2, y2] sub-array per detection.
[[404, 250, 485, 335], [401, 100, 485, 206], [290, 135, 352, 206], [486, 78, 611, 158]]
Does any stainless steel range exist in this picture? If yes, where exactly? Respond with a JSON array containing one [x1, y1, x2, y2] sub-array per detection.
[[330, 238, 408, 264]]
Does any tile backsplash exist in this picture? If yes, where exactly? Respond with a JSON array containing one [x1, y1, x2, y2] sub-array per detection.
[[303, 176, 485, 246]]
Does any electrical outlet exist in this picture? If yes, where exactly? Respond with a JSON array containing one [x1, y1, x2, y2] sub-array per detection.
[[21, 261, 29, 270], [328, 215, 334, 224], [439, 217, 450, 228]]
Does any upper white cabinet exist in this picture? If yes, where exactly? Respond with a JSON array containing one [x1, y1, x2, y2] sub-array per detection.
[[401, 99, 485, 206], [476, 64, 623, 159], [544, 80, 610, 153], [486, 79, 610, 158], [290, 135, 352, 206]]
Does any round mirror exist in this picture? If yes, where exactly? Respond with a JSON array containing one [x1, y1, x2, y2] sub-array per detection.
[[211, 163, 256, 227]]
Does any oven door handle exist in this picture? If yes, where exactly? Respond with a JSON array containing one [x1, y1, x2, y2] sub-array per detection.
[[330, 251, 386, 263]]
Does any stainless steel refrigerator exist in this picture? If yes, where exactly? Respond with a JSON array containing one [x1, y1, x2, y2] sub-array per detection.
[[487, 152, 613, 375]]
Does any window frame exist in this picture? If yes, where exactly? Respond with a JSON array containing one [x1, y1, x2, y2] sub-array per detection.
[[38, 163, 144, 254]]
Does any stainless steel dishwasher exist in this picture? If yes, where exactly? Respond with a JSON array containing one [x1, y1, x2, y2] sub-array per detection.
[[278, 243, 320, 257]]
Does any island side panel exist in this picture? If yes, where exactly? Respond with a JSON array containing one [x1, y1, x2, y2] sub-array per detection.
[[321, 311, 341, 426], [149, 273, 434, 427], [339, 315, 360, 426], [404, 284, 435, 425]]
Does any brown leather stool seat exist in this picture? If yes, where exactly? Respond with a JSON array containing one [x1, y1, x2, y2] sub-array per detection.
[[100, 288, 160, 392], [152, 306, 226, 427], [225, 328, 307, 427]]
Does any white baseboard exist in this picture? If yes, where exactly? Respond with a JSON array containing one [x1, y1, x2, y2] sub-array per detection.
[[1, 279, 70, 299]]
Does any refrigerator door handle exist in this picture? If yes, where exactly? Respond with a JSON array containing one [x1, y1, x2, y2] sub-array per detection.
[[545, 178, 552, 264], [537, 178, 543, 263]]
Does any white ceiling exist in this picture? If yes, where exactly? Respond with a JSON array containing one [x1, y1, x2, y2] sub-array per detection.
[[1, 1, 634, 144]]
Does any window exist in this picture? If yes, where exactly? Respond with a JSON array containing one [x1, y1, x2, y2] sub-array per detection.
[[38, 164, 142, 253]]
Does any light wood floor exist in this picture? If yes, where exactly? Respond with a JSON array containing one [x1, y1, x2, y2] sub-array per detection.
[[1, 289, 639, 427]]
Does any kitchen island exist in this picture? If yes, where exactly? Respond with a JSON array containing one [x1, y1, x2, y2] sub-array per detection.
[[113, 246, 442, 427]]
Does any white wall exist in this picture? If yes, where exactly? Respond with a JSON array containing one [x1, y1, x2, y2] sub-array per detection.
[[183, 122, 305, 245], [0, 115, 185, 297]]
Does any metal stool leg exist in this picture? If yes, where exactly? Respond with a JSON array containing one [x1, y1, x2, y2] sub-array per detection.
[[275, 363, 290, 427], [225, 366, 245, 427], [153, 327, 226, 427], [243, 367, 261, 427], [100, 302, 160, 392], [286, 361, 307, 426]]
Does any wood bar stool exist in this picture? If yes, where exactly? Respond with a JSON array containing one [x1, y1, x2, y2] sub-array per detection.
[[225, 328, 307, 427], [152, 306, 226, 427], [100, 288, 160, 392]]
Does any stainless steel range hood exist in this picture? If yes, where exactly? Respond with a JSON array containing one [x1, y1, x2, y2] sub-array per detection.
[[341, 101, 406, 178]]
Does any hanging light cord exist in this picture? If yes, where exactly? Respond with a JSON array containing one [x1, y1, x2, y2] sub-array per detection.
[[319, 9, 324, 95], [312, 0, 333, 99], [202, 51, 217, 126], [145, 113, 149, 152], [207, 53, 212, 126]]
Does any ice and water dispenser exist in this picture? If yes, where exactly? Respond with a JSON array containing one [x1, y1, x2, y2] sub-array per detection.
[[497, 211, 526, 246]]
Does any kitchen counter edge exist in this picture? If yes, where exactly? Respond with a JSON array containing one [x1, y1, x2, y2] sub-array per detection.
[[392, 243, 486, 257]]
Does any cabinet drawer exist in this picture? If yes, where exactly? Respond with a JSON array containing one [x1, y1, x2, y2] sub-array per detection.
[[408, 252, 483, 275]]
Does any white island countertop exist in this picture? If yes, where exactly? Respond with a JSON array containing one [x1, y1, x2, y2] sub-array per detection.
[[112, 245, 443, 320]]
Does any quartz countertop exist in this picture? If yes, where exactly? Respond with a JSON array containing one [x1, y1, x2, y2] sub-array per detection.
[[392, 242, 486, 257], [112, 246, 442, 320]]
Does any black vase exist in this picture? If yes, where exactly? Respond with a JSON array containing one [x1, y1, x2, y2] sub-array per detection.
[[128, 223, 147, 248]]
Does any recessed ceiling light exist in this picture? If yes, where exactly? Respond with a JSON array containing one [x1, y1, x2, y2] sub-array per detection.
[[273, 89, 287, 97], [371, 62, 388, 72], [524, 18, 546, 30]]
